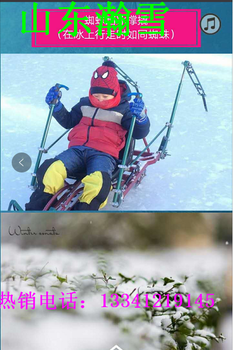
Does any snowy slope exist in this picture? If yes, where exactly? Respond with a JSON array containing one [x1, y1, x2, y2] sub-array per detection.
[[1, 54, 232, 211]]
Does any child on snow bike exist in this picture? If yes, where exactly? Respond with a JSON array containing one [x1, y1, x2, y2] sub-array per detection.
[[25, 60, 150, 211]]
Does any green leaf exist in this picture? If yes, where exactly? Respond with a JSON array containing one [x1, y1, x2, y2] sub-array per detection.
[[163, 277, 175, 286], [56, 275, 67, 284], [173, 283, 183, 287], [118, 273, 135, 283]]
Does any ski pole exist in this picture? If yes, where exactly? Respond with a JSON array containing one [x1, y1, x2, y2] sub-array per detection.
[[112, 114, 137, 207], [158, 65, 186, 158], [182, 60, 208, 112], [112, 92, 142, 207], [30, 83, 69, 188], [159, 61, 208, 158]]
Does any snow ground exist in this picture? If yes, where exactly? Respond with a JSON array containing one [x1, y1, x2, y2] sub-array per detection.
[[1, 244, 231, 350], [1, 54, 232, 211]]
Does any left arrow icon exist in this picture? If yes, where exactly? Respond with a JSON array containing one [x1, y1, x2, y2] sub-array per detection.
[[19, 158, 24, 167], [12, 153, 32, 172]]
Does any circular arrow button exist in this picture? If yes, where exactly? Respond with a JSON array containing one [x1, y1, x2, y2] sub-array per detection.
[[12, 153, 32, 172]]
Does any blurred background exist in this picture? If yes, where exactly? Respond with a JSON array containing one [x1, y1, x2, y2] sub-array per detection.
[[1, 212, 232, 350]]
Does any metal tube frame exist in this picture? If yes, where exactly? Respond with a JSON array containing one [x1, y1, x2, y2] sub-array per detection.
[[22, 60, 207, 211]]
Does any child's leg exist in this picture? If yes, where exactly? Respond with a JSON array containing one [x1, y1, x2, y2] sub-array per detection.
[[74, 149, 117, 211], [25, 158, 62, 211], [25, 148, 85, 210], [75, 171, 112, 210]]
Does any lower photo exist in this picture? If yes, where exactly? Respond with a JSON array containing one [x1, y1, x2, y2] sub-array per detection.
[[1, 212, 232, 350]]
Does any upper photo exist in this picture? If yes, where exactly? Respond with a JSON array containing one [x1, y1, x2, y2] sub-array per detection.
[[1, 53, 232, 212]]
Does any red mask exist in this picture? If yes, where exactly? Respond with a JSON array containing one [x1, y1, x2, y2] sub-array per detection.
[[89, 65, 121, 109], [89, 91, 121, 109]]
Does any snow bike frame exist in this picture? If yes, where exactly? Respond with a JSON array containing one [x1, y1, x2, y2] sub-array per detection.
[[30, 83, 69, 189], [111, 60, 208, 206], [8, 60, 207, 211], [131, 60, 208, 161]]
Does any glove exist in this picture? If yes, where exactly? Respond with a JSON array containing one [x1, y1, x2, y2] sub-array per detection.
[[129, 98, 149, 124], [45, 86, 63, 112], [129, 98, 144, 115]]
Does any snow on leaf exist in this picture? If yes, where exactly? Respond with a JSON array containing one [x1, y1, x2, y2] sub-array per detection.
[[195, 329, 217, 340], [187, 336, 210, 347]]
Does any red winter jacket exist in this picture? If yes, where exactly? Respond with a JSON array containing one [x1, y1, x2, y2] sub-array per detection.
[[53, 81, 150, 159], [68, 110, 127, 158]]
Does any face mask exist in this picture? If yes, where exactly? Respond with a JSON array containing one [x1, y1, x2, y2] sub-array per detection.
[[89, 90, 121, 109]]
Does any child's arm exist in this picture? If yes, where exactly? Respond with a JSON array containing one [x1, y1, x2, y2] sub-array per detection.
[[45, 86, 83, 129], [121, 102, 150, 139], [52, 102, 83, 129]]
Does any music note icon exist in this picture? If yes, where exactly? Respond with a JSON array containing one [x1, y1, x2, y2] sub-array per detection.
[[204, 17, 216, 30], [201, 14, 221, 35]]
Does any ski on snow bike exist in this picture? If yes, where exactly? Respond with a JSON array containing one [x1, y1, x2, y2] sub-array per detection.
[[8, 59, 207, 211]]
